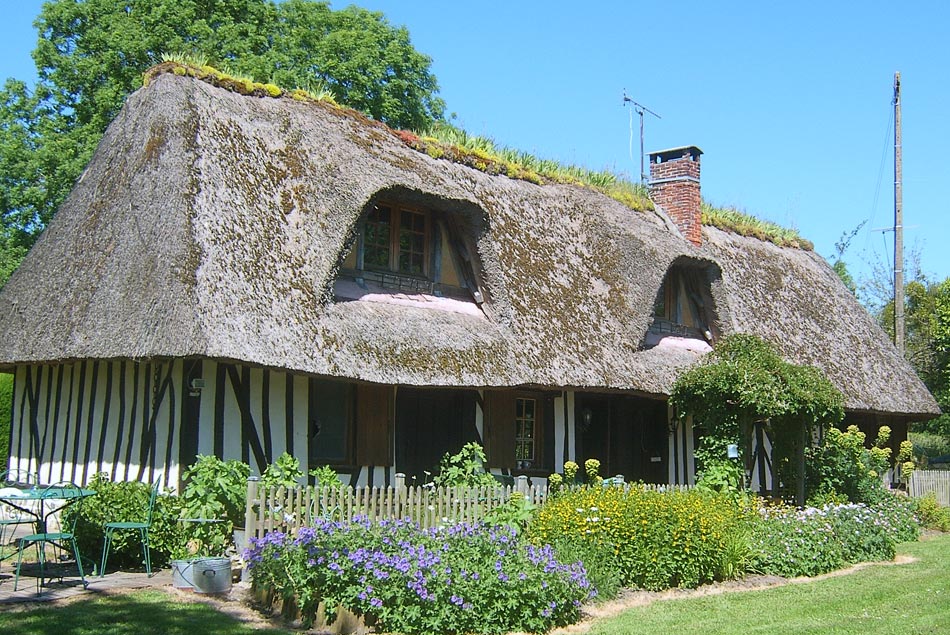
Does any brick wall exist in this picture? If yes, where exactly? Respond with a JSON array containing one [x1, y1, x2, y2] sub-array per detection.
[[649, 147, 702, 246]]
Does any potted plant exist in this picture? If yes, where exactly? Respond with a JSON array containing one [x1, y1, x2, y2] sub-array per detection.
[[172, 455, 249, 592]]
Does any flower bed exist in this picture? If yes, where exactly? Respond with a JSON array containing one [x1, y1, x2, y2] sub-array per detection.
[[529, 486, 752, 591], [245, 517, 594, 634], [749, 495, 920, 577]]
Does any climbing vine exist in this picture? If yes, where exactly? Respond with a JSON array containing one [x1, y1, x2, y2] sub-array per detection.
[[670, 334, 844, 498]]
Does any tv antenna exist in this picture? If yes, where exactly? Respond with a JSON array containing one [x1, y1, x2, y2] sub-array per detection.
[[623, 90, 661, 184]]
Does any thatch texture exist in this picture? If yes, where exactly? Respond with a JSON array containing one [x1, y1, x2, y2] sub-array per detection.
[[0, 72, 937, 417]]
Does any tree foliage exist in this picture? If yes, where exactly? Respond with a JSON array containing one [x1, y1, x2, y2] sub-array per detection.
[[0, 0, 444, 286], [874, 276, 950, 437]]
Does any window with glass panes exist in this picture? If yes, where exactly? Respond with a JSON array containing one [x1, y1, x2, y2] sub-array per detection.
[[515, 397, 537, 463], [362, 204, 429, 276], [364, 206, 392, 269]]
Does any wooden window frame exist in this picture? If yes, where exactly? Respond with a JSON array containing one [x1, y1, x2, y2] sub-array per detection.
[[486, 390, 545, 474], [515, 396, 539, 467], [363, 203, 431, 278]]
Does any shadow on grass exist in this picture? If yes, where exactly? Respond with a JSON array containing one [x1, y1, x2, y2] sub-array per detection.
[[0, 590, 292, 635]]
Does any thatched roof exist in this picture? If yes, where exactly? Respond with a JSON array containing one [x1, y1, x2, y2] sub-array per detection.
[[0, 71, 938, 418]]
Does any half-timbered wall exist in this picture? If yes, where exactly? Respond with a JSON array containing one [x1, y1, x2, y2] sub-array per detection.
[[10, 360, 313, 488], [668, 413, 697, 486], [7, 364, 598, 490], [10, 360, 185, 487]]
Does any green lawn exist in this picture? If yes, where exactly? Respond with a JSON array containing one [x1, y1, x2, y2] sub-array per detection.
[[0, 590, 293, 635], [589, 534, 950, 635], [1, 535, 947, 635]]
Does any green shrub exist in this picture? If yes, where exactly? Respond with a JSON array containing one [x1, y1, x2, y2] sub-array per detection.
[[914, 493, 950, 532], [749, 504, 845, 577], [64, 473, 185, 571], [529, 485, 752, 590], [0, 373, 12, 465], [806, 425, 892, 504], [246, 518, 593, 634], [549, 537, 622, 601], [749, 497, 918, 578]]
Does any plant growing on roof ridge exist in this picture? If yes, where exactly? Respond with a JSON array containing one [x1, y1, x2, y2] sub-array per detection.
[[700, 201, 814, 250]]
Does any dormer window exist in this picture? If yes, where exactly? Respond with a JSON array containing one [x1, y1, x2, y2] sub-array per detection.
[[364, 204, 429, 276], [645, 262, 719, 351], [334, 196, 488, 312]]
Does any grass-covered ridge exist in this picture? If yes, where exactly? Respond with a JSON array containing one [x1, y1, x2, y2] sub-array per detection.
[[144, 58, 811, 249], [702, 201, 814, 250], [399, 123, 654, 212]]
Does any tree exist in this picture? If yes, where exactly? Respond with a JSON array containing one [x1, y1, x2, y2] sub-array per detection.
[[242, 0, 444, 131], [829, 221, 866, 296], [0, 0, 444, 286]]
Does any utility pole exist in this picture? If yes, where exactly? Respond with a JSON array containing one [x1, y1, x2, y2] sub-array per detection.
[[894, 72, 904, 355], [623, 92, 661, 184]]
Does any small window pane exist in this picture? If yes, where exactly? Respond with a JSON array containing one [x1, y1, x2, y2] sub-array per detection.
[[397, 209, 426, 276], [515, 397, 537, 463], [364, 206, 392, 269]]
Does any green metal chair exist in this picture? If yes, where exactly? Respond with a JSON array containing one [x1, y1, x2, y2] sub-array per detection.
[[0, 469, 38, 575], [14, 481, 88, 592], [99, 479, 160, 577]]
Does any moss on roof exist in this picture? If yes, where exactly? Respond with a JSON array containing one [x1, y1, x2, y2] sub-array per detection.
[[144, 61, 810, 250]]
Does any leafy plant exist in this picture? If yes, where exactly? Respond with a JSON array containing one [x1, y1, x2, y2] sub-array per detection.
[[309, 464, 343, 488], [584, 459, 602, 485], [432, 442, 497, 488], [64, 473, 185, 570], [563, 461, 579, 484], [483, 492, 537, 534], [179, 455, 250, 556], [260, 452, 303, 489]]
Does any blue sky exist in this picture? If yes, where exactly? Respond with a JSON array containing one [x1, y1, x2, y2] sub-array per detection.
[[2, 1, 948, 290]]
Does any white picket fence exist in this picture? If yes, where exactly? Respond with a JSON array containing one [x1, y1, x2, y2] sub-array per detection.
[[908, 470, 950, 506], [244, 475, 691, 540]]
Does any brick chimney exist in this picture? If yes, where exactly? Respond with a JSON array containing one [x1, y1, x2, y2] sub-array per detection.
[[649, 146, 703, 246]]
